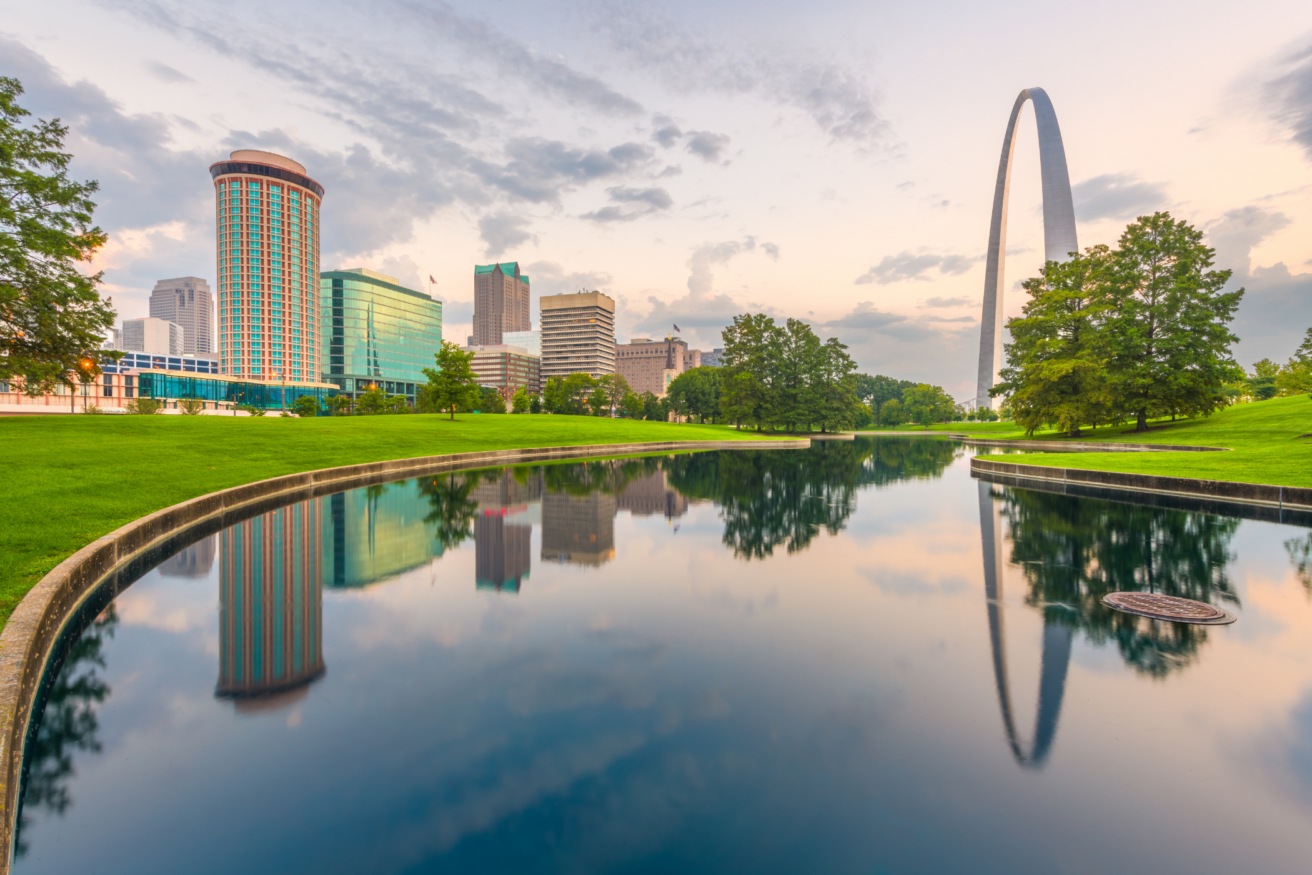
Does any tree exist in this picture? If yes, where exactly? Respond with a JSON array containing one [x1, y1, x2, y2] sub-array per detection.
[[559, 373, 598, 415], [640, 391, 665, 421], [1, 78, 117, 396], [992, 246, 1112, 436], [1247, 358, 1279, 401], [529, 392, 542, 414], [863, 375, 915, 424], [326, 394, 352, 416], [620, 390, 644, 419], [511, 387, 530, 413], [479, 386, 507, 414], [901, 383, 955, 428], [586, 385, 610, 416], [1102, 212, 1244, 431], [720, 313, 781, 430], [421, 340, 481, 421], [667, 366, 723, 423], [291, 395, 320, 417], [355, 385, 389, 414], [774, 318, 824, 431], [598, 373, 630, 410], [815, 337, 861, 432]]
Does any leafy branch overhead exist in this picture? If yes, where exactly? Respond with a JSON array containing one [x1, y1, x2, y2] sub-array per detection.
[[0, 77, 115, 394]]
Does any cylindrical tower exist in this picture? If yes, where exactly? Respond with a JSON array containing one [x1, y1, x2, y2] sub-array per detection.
[[209, 150, 324, 382]]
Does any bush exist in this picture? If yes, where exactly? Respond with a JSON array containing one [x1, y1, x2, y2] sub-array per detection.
[[236, 404, 265, 417], [292, 395, 320, 418], [178, 397, 205, 416], [80, 405, 104, 415], [125, 398, 163, 415]]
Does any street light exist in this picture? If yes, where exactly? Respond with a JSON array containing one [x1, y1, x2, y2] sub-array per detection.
[[77, 356, 94, 413], [271, 369, 285, 414]]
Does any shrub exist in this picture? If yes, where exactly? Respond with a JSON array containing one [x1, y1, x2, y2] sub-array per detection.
[[125, 398, 163, 415], [178, 397, 205, 415]]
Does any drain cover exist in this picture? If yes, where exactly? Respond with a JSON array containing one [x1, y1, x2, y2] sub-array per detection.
[[1101, 592, 1237, 625]]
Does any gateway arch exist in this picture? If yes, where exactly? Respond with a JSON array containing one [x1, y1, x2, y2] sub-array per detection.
[[975, 88, 1079, 410]]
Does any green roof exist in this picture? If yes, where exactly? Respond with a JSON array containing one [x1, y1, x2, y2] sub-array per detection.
[[474, 262, 529, 285]]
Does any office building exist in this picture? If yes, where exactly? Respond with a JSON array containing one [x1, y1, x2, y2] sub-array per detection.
[[616, 336, 690, 397], [150, 277, 214, 355], [211, 149, 322, 382], [217, 500, 325, 707], [473, 262, 531, 346], [471, 345, 540, 400], [321, 268, 443, 406], [122, 317, 183, 355], [502, 329, 541, 357], [540, 291, 615, 381], [701, 348, 725, 368]]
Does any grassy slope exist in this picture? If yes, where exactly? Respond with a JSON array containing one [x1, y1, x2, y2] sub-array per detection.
[[975, 395, 1312, 487], [0, 414, 765, 623]]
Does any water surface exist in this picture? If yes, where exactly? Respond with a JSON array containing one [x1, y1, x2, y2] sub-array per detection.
[[15, 438, 1312, 874]]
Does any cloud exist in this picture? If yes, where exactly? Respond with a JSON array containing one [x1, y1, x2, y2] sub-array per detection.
[[594, 3, 889, 146], [1266, 42, 1312, 160], [855, 252, 980, 285], [762, 242, 780, 260], [687, 237, 759, 297], [1072, 173, 1169, 222], [581, 186, 673, 223], [819, 302, 979, 390], [656, 164, 682, 178], [922, 296, 973, 308], [490, 138, 656, 203], [478, 212, 537, 257], [685, 130, 731, 163], [147, 61, 194, 83], [1206, 205, 1312, 368], [923, 315, 976, 323], [651, 115, 683, 147]]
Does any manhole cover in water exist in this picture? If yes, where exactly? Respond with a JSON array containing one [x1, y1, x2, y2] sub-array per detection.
[[1101, 592, 1237, 625]]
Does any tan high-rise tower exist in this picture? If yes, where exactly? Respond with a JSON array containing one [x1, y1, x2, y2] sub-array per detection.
[[211, 150, 322, 382], [540, 291, 616, 380], [473, 262, 530, 346]]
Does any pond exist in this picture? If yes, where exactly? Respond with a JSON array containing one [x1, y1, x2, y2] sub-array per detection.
[[14, 437, 1312, 874]]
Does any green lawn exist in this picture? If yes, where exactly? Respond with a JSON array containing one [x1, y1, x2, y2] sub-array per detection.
[[974, 395, 1312, 487], [863, 422, 1026, 434], [0, 414, 768, 625]]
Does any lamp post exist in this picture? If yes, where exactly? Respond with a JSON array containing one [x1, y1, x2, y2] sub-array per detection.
[[77, 356, 94, 413], [271, 370, 285, 414]]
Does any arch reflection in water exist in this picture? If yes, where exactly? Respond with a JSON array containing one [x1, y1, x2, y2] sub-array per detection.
[[979, 482, 1071, 768], [216, 501, 325, 707]]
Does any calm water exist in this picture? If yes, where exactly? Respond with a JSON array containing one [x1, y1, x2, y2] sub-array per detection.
[[15, 438, 1312, 874]]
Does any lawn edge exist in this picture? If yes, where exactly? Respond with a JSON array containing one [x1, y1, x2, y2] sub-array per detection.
[[0, 437, 808, 869]]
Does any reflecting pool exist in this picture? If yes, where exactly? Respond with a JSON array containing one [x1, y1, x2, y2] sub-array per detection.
[[15, 438, 1312, 873]]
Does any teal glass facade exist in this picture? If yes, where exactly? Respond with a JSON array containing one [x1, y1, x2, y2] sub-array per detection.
[[137, 370, 338, 409], [321, 270, 442, 403]]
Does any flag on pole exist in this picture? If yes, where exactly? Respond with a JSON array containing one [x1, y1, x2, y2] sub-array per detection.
[[429, 275, 437, 284], [673, 323, 681, 332]]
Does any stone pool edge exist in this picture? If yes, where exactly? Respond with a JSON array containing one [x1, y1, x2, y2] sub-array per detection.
[[970, 456, 1312, 510], [0, 437, 808, 869]]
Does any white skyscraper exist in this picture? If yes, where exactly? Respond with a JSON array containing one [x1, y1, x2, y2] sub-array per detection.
[[150, 277, 214, 355], [121, 317, 184, 354]]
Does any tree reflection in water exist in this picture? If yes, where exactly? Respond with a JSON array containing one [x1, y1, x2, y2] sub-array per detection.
[[999, 486, 1240, 679], [665, 437, 961, 559], [417, 472, 481, 551], [14, 605, 118, 859], [1285, 533, 1312, 597]]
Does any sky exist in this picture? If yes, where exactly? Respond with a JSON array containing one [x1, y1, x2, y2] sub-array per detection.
[[4, 0, 1312, 398]]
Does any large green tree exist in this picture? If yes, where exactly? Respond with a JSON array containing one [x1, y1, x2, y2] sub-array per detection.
[[993, 245, 1112, 436], [720, 313, 780, 430], [1, 78, 116, 394], [420, 340, 481, 420], [815, 337, 862, 432], [667, 366, 723, 423], [1102, 212, 1244, 431], [901, 383, 956, 428]]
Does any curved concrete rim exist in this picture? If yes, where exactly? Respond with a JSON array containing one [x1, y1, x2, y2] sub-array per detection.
[[0, 437, 808, 869]]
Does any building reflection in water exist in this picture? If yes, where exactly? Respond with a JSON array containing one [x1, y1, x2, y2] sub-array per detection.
[[158, 534, 216, 579], [217, 500, 325, 711], [473, 470, 541, 593], [616, 468, 689, 521], [324, 482, 446, 589], [541, 465, 618, 567]]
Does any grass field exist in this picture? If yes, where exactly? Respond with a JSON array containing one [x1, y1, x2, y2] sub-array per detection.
[[0, 414, 767, 626], [973, 395, 1312, 487]]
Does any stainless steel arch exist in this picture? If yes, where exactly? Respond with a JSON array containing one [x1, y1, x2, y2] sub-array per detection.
[[975, 88, 1079, 410], [979, 482, 1072, 767]]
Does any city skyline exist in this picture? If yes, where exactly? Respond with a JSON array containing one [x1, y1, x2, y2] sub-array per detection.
[[5, 1, 1312, 398]]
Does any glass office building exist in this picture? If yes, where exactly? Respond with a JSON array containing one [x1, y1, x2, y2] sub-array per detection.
[[321, 268, 442, 404]]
